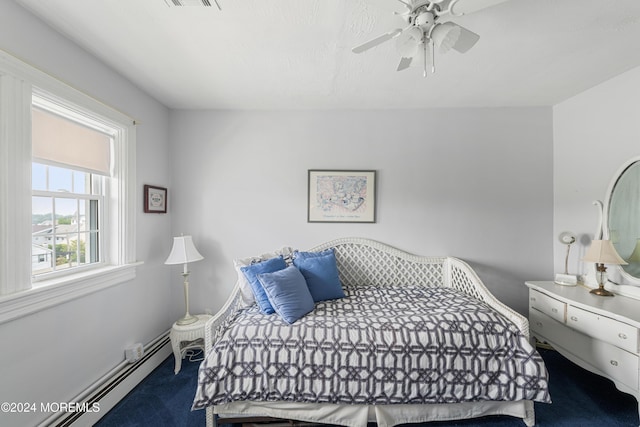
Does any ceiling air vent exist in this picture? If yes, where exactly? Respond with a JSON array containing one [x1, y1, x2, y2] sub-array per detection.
[[164, 0, 221, 9]]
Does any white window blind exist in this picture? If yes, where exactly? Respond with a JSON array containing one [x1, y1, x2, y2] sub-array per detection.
[[32, 107, 111, 176]]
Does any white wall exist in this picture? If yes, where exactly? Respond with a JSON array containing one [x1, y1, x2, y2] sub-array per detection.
[[553, 66, 640, 281], [0, 3, 176, 426], [169, 108, 554, 317]]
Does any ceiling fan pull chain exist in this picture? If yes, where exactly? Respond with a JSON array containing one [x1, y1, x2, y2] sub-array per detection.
[[423, 42, 428, 77], [431, 39, 436, 74]]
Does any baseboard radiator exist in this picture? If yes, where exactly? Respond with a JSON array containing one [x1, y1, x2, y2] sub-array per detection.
[[39, 331, 172, 427]]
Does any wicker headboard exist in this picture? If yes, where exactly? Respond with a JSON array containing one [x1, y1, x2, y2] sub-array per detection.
[[310, 238, 446, 288]]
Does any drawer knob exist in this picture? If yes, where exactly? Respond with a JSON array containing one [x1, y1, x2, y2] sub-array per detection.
[[618, 333, 628, 340], [530, 297, 536, 302], [536, 321, 543, 327], [551, 308, 558, 313], [610, 360, 619, 366], [570, 316, 578, 322]]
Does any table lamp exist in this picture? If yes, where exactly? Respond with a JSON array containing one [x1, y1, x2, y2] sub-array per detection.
[[555, 231, 578, 285], [165, 235, 204, 325], [582, 239, 627, 297]]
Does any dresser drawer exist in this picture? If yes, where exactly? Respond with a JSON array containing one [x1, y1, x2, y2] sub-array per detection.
[[584, 338, 639, 390], [530, 308, 570, 343], [529, 289, 566, 323], [530, 309, 639, 390], [567, 305, 639, 354]]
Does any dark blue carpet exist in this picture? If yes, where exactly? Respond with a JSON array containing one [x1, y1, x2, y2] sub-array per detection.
[[96, 348, 639, 426]]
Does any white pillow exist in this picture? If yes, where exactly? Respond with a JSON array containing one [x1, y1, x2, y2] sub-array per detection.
[[233, 246, 294, 308]]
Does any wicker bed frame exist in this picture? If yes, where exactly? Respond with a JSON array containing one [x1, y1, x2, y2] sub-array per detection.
[[202, 237, 535, 427]]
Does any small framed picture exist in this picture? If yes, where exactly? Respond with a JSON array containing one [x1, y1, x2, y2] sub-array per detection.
[[144, 185, 167, 213], [308, 170, 376, 223]]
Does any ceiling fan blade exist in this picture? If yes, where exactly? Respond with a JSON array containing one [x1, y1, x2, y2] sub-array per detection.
[[352, 29, 403, 53], [430, 22, 479, 53], [397, 56, 413, 71], [449, 0, 510, 15]]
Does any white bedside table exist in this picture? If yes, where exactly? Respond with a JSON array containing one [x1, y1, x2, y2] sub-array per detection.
[[169, 314, 212, 374]]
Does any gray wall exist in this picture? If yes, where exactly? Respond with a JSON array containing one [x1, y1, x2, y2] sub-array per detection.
[[0, 3, 174, 426], [169, 108, 554, 317], [554, 66, 640, 282]]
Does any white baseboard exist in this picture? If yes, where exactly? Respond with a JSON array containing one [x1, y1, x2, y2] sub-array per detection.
[[38, 331, 171, 427]]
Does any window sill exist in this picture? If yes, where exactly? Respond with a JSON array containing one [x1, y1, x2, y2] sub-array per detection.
[[0, 262, 142, 325]]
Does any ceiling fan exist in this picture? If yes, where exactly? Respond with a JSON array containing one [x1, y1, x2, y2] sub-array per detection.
[[352, 0, 510, 76]]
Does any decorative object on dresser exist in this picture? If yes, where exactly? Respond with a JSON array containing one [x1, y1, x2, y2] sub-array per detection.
[[582, 239, 628, 296], [195, 237, 550, 427], [165, 235, 204, 325], [526, 280, 640, 422], [555, 231, 578, 286]]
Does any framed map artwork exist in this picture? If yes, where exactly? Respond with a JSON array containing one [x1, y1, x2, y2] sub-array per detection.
[[307, 170, 376, 223]]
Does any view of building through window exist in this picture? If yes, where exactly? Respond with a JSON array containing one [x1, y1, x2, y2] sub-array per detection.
[[31, 163, 102, 276]]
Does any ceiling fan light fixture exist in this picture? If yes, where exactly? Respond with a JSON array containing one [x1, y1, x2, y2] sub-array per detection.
[[395, 27, 423, 57], [431, 22, 479, 54], [408, 41, 434, 76]]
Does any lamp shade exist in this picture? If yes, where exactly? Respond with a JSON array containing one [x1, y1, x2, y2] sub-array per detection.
[[582, 240, 628, 265], [165, 235, 204, 265]]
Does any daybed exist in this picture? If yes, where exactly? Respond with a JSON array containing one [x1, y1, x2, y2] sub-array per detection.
[[193, 237, 549, 427]]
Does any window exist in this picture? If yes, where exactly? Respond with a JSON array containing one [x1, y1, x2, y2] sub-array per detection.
[[31, 100, 112, 280], [31, 163, 102, 277], [0, 51, 137, 323]]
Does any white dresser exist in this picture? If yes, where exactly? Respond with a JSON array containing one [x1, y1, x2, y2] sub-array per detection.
[[526, 281, 640, 418]]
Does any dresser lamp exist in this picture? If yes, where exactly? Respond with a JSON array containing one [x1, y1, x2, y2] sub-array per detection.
[[165, 235, 204, 325], [582, 239, 627, 297], [555, 231, 578, 285]]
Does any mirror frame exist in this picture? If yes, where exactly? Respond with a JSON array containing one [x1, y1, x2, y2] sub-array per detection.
[[603, 155, 640, 287]]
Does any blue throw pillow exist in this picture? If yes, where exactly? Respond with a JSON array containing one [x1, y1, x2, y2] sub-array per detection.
[[293, 250, 344, 302], [257, 266, 315, 324], [293, 248, 334, 260], [240, 256, 287, 314]]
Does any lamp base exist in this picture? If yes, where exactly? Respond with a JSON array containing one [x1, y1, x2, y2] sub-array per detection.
[[176, 314, 198, 325], [590, 285, 614, 297]]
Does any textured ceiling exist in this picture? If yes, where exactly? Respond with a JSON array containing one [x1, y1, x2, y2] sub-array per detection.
[[15, 0, 640, 110]]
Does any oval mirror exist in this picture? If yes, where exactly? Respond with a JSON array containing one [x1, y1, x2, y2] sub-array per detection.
[[606, 158, 640, 282]]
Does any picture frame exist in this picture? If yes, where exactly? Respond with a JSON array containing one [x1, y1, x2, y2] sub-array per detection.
[[308, 170, 376, 223], [143, 185, 167, 213]]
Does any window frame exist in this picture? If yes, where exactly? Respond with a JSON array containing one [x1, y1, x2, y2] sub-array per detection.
[[30, 94, 112, 281], [0, 49, 138, 325]]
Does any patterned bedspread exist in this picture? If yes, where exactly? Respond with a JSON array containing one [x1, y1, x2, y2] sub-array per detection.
[[192, 285, 550, 409]]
